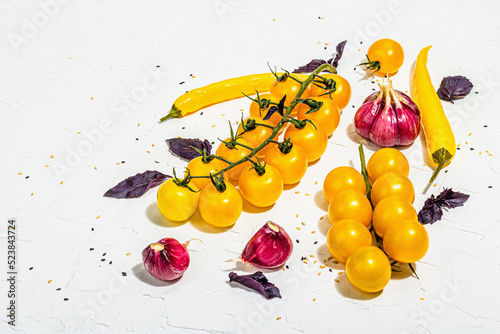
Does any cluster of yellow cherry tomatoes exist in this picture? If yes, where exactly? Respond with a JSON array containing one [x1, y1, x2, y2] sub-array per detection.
[[323, 148, 429, 293], [157, 73, 351, 228]]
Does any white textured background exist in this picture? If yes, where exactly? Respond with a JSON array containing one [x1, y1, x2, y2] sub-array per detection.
[[1, 0, 500, 333]]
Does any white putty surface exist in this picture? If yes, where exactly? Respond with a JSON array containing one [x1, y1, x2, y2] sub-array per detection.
[[1, 0, 500, 333]]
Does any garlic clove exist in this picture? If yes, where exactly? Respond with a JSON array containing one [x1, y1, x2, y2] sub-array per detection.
[[241, 221, 293, 269]]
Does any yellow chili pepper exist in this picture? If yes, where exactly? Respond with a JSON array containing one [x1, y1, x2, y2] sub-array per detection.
[[160, 73, 280, 121], [413, 46, 456, 183]]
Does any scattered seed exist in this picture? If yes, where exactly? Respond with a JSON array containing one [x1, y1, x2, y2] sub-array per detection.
[[91, 227, 94, 231], [64, 298, 69, 301], [48, 280, 52, 283], [91, 97, 94, 100], [285, 265, 289, 269], [296, 227, 301, 230], [109, 261, 112, 265], [313, 298, 316, 301], [94, 166, 97, 170], [126, 252, 131, 256], [303, 260, 308, 264], [179, 81, 185, 85], [311, 231, 316, 234], [329, 269, 333, 272], [137, 123, 140, 126], [25, 176, 29, 179], [96, 215, 101, 219], [56, 288, 61, 291], [122, 272, 127, 276], [29, 267, 33, 270], [60, 181, 63, 184], [89, 248, 94, 251], [305, 193, 310, 196], [488, 186, 492, 188], [102, 253, 106, 256], [334, 279, 340, 283], [301, 222, 306, 226], [314, 241, 318, 245], [319, 217, 324, 220], [295, 191, 300, 194], [101, 259, 105, 262], [296, 239, 300, 243], [50, 155, 54, 159], [318, 272, 321, 276], [45, 165, 49, 167], [313, 260, 318, 264], [276, 317, 281, 320], [420, 297, 424, 300], [296, 214, 299, 218]]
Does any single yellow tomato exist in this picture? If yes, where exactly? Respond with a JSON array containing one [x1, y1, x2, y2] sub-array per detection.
[[367, 148, 410, 183], [157, 179, 200, 222], [372, 196, 417, 238], [238, 164, 284, 207], [326, 219, 372, 264], [308, 73, 351, 111], [284, 121, 328, 163], [185, 156, 228, 190], [323, 166, 366, 203], [199, 182, 243, 228], [295, 97, 341, 137], [237, 117, 277, 159], [264, 142, 308, 185], [346, 246, 392, 293], [370, 172, 415, 207], [383, 220, 429, 263], [328, 189, 372, 227]]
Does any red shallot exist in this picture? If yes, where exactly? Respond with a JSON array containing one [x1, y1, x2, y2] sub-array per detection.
[[142, 238, 192, 281]]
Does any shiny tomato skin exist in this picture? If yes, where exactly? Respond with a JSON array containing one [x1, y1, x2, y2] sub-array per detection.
[[328, 189, 373, 227], [238, 165, 284, 207], [326, 219, 372, 264], [284, 122, 328, 163], [237, 117, 277, 159], [296, 97, 341, 137], [372, 196, 417, 238], [383, 220, 429, 263], [370, 172, 415, 207], [249, 93, 283, 126], [264, 144, 308, 185], [308, 74, 351, 111], [346, 246, 391, 293], [270, 76, 310, 106], [215, 137, 253, 181], [323, 166, 366, 203], [367, 39, 404, 75], [157, 179, 200, 222], [199, 182, 243, 228], [367, 148, 410, 183], [185, 157, 228, 190]]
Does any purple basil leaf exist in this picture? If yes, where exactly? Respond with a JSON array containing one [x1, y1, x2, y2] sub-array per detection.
[[293, 59, 327, 74], [263, 106, 278, 121], [293, 40, 347, 73], [166, 138, 212, 160], [104, 170, 171, 198], [437, 76, 473, 104], [330, 40, 347, 68], [228, 271, 281, 299], [418, 199, 443, 225], [435, 188, 470, 209]]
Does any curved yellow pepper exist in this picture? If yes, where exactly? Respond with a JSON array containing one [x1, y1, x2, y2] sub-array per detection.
[[413, 46, 456, 183]]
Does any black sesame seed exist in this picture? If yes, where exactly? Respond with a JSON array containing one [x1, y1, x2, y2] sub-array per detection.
[[179, 81, 185, 85], [90, 248, 94, 251], [324, 47, 327, 50], [121, 161, 125, 163], [156, 65, 160, 68], [484, 125, 488, 127], [296, 239, 300, 243], [135, 138, 139, 141], [109, 261, 112, 265], [372, 88, 376, 91], [475, 92, 478, 94], [360, 41, 363, 44], [56, 288, 61, 291], [155, 161, 159, 163], [102, 253, 106, 256], [91, 227, 94, 231], [189, 74, 193, 76], [182, 127, 185, 129], [457, 147, 461, 150], [371, 81, 375, 84], [314, 241, 318, 244], [101, 259, 105, 262], [285, 265, 289, 269], [200, 112, 204, 115], [25, 176, 29, 179], [353, 67, 356, 71], [122, 272, 127, 276], [352, 105, 355, 108], [29, 267, 33, 270], [329, 269, 332, 272], [64, 298, 69, 301], [488, 185, 492, 188], [445, 170, 448, 173], [470, 148, 474, 150]]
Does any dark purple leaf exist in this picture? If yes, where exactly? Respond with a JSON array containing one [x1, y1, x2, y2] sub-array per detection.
[[104, 170, 171, 198], [434, 188, 470, 209], [293, 59, 327, 74], [166, 138, 212, 160], [437, 76, 473, 104], [263, 95, 285, 120], [418, 188, 470, 224], [331, 40, 347, 68], [293, 40, 347, 73], [228, 271, 281, 299]]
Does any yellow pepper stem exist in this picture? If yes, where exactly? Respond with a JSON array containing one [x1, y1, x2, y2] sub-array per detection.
[[429, 148, 453, 184]]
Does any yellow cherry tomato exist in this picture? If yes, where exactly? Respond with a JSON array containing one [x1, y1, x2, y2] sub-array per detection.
[[237, 117, 277, 159], [323, 166, 366, 203], [328, 189, 372, 227], [367, 148, 410, 183], [249, 93, 283, 126], [372, 196, 417, 238], [238, 164, 284, 207], [157, 179, 200, 222], [215, 137, 253, 181], [296, 97, 341, 136], [185, 157, 228, 190], [370, 172, 415, 207], [366, 39, 404, 75], [383, 220, 429, 263], [270, 75, 310, 106], [308, 74, 351, 111], [284, 122, 328, 163], [264, 143, 308, 185], [326, 219, 372, 264], [346, 246, 391, 293], [199, 182, 243, 228]]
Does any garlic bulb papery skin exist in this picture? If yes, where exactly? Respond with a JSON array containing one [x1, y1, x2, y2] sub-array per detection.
[[142, 238, 190, 281], [354, 81, 420, 147]]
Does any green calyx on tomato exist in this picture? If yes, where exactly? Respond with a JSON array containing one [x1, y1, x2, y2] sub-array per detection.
[[277, 138, 294, 154], [249, 158, 267, 176], [299, 98, 324, 115], [311, 77, 337, 97], [191, 146, 215, 164], [172, 168, 199, 193], [209, 173, 227, 192], [359, 55, 381, 72]]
